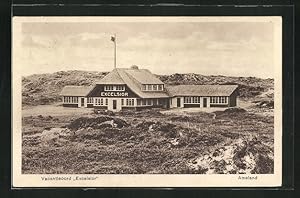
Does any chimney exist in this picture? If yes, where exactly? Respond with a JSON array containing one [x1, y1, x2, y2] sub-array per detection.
[[131, 65, 139, 70]]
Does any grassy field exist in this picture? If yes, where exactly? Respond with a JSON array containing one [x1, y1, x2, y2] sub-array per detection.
[[22, 103, 274, 174]]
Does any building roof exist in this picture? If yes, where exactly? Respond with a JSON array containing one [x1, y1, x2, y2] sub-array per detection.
[[117, 69, 169, 98], [97, 67, 164, 85], [95, 67, 169, 98], [124, 68, 164, 84], [166, 85, 238, 97], [60, 86, 93, 96], [96, 69, 125, 85]]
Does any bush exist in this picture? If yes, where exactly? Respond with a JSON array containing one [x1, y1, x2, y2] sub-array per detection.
[[67, 116, 129, 130], [224, 107, 247, 114]]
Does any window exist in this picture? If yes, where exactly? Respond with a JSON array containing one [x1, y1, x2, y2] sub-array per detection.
[[87, 97, 93, 103], [126, 99, 134, 106], [100, 98, 103, 105], [142, 84, 164, 91], [116, 85, 125, 91], [158, 85, 163, 91], [142, 99, 146, 106], [104, 85, 125, 91], [193, 97, 199, 103], [211, 97, 214, 103], [210, 97, 227, 104], [184, 96, 200, 104], [146, 99, 151, 106], [121, 99, 124, 106], [219, 97, 227, 103], [159, 99, 163, 105], [105, 98, 108, 105], [104, 85, 113, 91], [137, 99, 141, 106]]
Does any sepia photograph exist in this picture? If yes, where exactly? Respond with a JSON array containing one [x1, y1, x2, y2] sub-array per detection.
[[12, 16, 282, 187]]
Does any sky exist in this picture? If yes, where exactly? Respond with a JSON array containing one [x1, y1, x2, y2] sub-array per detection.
[[18, 19, 275, 78]]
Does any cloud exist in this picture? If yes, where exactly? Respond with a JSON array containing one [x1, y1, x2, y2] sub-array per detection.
[[77, 32, 108, 41], [22, 35, 47, 48], [18, 21, 275, 78], [205, 37, 261, 51]]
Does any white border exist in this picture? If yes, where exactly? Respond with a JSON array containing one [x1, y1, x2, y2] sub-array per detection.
[[12, 16, 282, 187]]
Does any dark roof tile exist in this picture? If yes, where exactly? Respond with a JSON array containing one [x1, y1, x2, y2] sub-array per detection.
[[60, 86, 93, 96], [166, 85, 238, 97]]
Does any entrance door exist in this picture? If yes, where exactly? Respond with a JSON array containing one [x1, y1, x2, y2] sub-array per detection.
[[177, 98, 181, 107], [112, 100, 117, 110], [203, 98, 207, 108], [81, 98, 84, 107]]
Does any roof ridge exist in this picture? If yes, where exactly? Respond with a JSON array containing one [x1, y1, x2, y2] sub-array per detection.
[[114, 68, 126, 84], [116, 69, 144, 97], [123, 69, 143, 86]]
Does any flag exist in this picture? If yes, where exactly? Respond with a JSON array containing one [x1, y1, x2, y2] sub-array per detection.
[[111, 36, 116, 42]]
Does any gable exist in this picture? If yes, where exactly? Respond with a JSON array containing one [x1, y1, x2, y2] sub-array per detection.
[[86, 84, 139, 98], [166, 85, 238, 97], [96, 69, 125, 85]]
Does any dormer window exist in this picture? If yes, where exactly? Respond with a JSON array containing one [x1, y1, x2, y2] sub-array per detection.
[[104, 85, 125, 91], [142, 84, 164, 91], [115, 85, 125, 91], [158, 85, 163, 91], [147, 85, 152, 91], [142, 85, 146, 90], [105, 85, 114, 91]]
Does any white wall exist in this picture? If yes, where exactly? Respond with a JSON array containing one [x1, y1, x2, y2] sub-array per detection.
[[170, 97, 184, 108], [78, 97, 85, 108], [200, 97, 210, 108], [107, 98, 122, 111]]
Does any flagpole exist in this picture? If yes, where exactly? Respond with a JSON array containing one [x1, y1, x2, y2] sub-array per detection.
[[114, 33, 116, 69]]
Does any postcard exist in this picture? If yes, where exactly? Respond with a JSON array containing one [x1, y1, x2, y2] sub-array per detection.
[[12, 16, 282, 187]]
